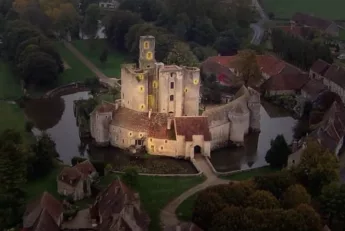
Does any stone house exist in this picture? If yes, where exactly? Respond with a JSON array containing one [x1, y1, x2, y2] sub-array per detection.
[[57, 160, 97, 201], [310, 60, 345, 103], [90, 36, 261, 158], [291, 12, 339, 37], [23, 192, 63, 231], [89, 178, 150, 231]]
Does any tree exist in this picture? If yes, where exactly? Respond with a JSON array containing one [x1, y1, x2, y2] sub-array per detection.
[[0, 130, 27, 229], [245, 190, 279, 209], [265, 134, 291, 169], [28, 133, 58, 179], [192, 45, 217, 61], [295, 204, 323, 231], [104, 10, 142, 50], [192, 191, 226, 229], [233, 49, 262, 87], [282, 184, 311, 208], [20, 6, 52, 34], [119, 0, 162, 22], [99, 48, 108, 64], [163, 41, 198, 66], [319, 182, 345, 225], [291, 140, 339, 196], [254, 170, 295, 199], [210, 182, 255, 206], [121, 166, 138, 187], [82, 4, 100, 39], [213, 29, 240, 55]]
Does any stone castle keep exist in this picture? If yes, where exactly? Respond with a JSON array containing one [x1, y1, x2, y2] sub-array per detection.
[[90, 36, 261, 159]]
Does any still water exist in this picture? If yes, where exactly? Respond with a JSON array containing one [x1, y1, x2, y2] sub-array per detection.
[[25, 92, 296, 171]]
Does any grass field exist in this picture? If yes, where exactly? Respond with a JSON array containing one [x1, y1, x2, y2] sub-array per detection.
[[72, 39, 128, 77], [0, 102, 30, 138], [220, 166, 279, 180], [0, 61, 23, 99], [100, 174, 205, 231], [55, 43, 94, 85], [261, 0, 345, 20]]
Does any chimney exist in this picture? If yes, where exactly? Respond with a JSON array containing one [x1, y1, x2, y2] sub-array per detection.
[[167, 118, 172, 130], [148, 109, 152, 119]]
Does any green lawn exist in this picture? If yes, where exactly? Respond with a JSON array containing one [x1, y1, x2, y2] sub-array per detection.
[[55, 42, 94, 85], [72, 39, 128, 77], [176, 192, 199, 222], [261, 0, 345, 20], [0, 61, 23, 99], [26, 165, 63, 201], [220, 166, 279, 180], [99, 174, 205, 231], [0, 102, 27, 135]]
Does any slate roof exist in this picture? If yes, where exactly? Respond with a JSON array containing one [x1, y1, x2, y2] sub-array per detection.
[[302, 79, 327, 99], [174, 117, 211, 141], [323, 64, 345, 88], [292, 12, 334, 31], [310, 59, 331, 75], [23, 192, 63, 229], [111, 107, 170, 139], [90, 178, 150, 231]]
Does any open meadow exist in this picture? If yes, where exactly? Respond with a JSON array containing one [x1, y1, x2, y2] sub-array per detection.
[[261, 0, 345, 20]]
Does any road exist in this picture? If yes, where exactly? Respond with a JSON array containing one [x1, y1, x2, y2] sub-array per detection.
[[250, 0, 268, 45]]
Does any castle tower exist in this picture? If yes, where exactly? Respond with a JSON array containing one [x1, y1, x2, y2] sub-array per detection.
[[139, 36, 155, 70], [183, 67, 200, 116], [247, 87, 261, 131]]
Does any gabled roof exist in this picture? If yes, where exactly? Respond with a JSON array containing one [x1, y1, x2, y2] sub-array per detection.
[[30, 209, 60, 231], [23, 192, 63, 229], [310, 59, 330, 75], [174, 117, 211, 141], [58, 166, 83, 186], [74, 160, 96, 178], [292, 12, 334, 31], [302, 79, 327, 99], [262, 72, 309, 91], [323, 64, 345, 88]]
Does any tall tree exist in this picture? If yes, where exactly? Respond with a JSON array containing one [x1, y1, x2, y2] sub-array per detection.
[[82, 3, 100, 39], [282, 184, 311, 208], [265, 134, 291, 169], [0, 130, 27, 229], [291, 140, 339, 196], [245, 190, 280, 209], [163, 41, 198, 66], [233, 49, 262, 87]]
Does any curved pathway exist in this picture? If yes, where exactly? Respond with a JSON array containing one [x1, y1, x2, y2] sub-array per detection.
[[160, 156, 230, 229]]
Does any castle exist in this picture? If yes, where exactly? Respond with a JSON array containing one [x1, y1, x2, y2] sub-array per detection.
[[90, 36, 261, 159]]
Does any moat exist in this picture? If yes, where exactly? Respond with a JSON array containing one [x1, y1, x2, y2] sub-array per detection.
[[24, 91, 296, 172]]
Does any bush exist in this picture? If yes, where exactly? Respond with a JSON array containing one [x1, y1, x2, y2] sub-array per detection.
[[121, 166, 138, 187], [282, 184, 311, 208], [245, 190, 279, 209]]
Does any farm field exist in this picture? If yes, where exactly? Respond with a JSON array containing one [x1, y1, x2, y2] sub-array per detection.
[[261, 0, 345, 20]]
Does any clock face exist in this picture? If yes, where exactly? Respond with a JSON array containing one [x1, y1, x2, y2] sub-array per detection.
[[146, 52, 153, 60]]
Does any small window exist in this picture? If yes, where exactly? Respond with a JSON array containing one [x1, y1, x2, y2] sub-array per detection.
[[146, 52, 152, 60], [170, 95, 174, 101], [151, 145, 154, 151], [165, 140, 168, 143], [122, 139, 124, 143], [160, 146, 163, 150], [184, 88, 188, 93], [144, 41, 149, 49], [170, 82, 174, 89], [150, 138, 153, 142]]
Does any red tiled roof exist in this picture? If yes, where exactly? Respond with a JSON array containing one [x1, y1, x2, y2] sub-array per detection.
[[302, 79, 327, 99], [23, 192, 63, 229], [276, 26, 303, 37], [111, 107, 170, 139], [292, 12, 333, 31], [262, 72, 309, 91], [174, 117, 211, 141], [31, 209, 60, 231], [74, 160, 96, 178], [58, 166, 82, 186], [95, 102, 114, 113], [310, 59, 330, 75], [323, 64, 345, 88]]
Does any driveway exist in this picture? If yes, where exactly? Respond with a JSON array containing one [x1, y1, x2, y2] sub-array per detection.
[[250, 0, 268, 45]]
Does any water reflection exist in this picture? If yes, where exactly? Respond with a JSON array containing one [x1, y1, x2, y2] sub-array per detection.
[[29, 92, 91, 164], [210, 102, 296, 172]]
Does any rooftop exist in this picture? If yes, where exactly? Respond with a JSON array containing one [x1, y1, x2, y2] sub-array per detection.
[[310, 59, 331, 76], [292, 12, 333, 31], [323, 63, 345, 88], [174, 116, 211, 141]]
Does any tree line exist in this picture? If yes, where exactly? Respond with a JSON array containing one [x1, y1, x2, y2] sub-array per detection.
[[192, 140, 343, 230], [271, 28, 333, 70], [0, 129, 59, 230], [103, 0, 258, 66]]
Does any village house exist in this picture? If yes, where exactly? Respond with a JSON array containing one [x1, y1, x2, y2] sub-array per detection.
[[90, 36, 261, 157], [89, 178, 150, 231], [57, 160, 97, 201], [291, 12, 339, 37], [23, 192, 63, 231], [309, 60, 345, 103]]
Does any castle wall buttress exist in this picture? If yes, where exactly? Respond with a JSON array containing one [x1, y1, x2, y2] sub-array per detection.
[[183, 67, 200, 116]]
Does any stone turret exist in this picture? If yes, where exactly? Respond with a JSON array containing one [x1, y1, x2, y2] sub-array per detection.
[[247, 87, 261, 131], [227, 101, 250, 145]]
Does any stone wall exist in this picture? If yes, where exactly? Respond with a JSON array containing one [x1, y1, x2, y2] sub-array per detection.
[[183, 67, 200, 116], [147, 137, 177, 156], [109, 125, 147, 149]]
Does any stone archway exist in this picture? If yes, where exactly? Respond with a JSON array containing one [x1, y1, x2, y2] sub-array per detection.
[[194, 145, 202, 155]]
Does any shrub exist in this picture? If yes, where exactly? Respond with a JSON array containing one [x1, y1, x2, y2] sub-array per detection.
[[121, 166, 138, 187], [282, 184, 311, 208], [245, 190, 280, 209]]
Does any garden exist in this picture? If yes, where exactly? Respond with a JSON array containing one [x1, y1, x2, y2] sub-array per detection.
[[72, 39, 129, 77], [99, 173, 205, 231], [260, 0, 345, 20]]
